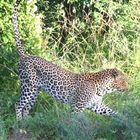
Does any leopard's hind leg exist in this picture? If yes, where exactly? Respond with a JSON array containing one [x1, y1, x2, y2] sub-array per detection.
[[15, 82, 39, 120], [16, 65, 41, 120], [22, 86, 40, 118]]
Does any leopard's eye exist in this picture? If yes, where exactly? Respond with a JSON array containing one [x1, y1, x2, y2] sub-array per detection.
[[111, 70, 118, 79]]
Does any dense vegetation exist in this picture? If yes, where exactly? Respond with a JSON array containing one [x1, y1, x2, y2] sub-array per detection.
[[0, 0, 140, 139]]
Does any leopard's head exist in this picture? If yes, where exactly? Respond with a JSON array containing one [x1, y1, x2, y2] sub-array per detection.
[[109, 68, 128, 93]]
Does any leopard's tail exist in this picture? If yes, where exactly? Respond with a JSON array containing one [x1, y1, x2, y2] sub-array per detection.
[[12, 0, 27, 57]]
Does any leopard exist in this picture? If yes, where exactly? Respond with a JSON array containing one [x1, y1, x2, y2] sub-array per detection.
[[12, 0, 128, 120]]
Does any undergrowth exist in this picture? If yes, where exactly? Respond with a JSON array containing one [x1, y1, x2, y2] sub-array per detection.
[[0, 77, 140, 140]]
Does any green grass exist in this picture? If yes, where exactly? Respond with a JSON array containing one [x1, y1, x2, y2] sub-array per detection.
[[0, 76, 140, 140]]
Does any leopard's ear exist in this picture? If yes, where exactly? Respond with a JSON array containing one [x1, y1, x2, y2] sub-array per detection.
[[111, 69, 118, 79]]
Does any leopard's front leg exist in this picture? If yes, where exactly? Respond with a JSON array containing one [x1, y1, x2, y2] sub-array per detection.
[[88, 103, 118, 117]]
